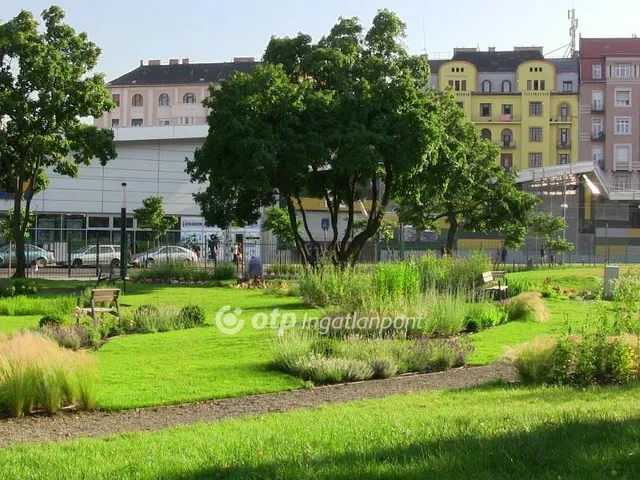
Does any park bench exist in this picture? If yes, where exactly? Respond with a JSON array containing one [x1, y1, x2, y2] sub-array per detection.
[[75, 288, 120, 322], [95, 265, 128, 288], [482, 271, 509, 300]]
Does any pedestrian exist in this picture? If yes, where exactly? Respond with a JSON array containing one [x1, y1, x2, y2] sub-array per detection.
[[248, 256, 264, 287], [540, 245, 546, 263], [501, 246, 508, 265]]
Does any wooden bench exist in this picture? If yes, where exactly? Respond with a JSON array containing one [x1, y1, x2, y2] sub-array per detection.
[[75, 288, 120, 322], [482, 271, 509, 300]]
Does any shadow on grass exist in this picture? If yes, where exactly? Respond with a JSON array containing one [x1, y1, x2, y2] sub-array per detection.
[[161, 416, 640, 479]]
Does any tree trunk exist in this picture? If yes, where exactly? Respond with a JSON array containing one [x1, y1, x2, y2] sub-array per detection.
[[11, 190, 27, 278], [446, 215, 458, 252]]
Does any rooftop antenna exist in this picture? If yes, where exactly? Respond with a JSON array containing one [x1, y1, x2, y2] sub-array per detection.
[[567, 8, 579, 57], [422, 19, 427, 55]]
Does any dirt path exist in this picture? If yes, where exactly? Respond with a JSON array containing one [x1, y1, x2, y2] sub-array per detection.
[[0, 364, 516, 448]]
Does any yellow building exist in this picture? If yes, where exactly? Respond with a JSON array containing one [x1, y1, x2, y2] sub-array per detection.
[[430, 47, 580, 171]]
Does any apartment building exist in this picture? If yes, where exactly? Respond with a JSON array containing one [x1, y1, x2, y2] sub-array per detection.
[[428, 47, 580, 171]]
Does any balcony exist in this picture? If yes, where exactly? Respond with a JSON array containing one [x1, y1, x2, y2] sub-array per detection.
[[557, 140, 571, 149], [500, 140, 516, 149], [591, 132, 606, 142], [555, 115, 571, 123], [591, 103, 605, 113]]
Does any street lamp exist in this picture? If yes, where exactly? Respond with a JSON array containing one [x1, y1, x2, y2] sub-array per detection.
[[560, 176, 569, 264], [120, 182, 127, 293]]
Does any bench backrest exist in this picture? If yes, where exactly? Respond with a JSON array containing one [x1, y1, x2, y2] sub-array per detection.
[[91, 288, 119, 304], [482, 272, 494, 284]]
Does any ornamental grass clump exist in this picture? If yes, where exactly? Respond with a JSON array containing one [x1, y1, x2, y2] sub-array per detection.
[[505, 292, 550, 323], [0, 331, 98, 417]]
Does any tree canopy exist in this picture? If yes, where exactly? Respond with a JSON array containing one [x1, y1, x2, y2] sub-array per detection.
[[531, 212, 575, 254], [0, 6, 116, 276], [187, 10, 442, 266], [133, 196, 177, 245], [262, 207, 300, 247], [396, 92, 539, 251]]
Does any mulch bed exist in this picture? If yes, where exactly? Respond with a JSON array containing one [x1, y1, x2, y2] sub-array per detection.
[[0, 364, 517, 448]]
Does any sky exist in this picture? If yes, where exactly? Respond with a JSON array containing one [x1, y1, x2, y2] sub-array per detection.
[[2, 0, 640, 82]]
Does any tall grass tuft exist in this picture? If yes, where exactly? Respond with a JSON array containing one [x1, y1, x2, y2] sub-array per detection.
[[505, 292, 550, 323], [0, 295, 77, 316], [0, 331, 98, 417], [417, 252, 490, 293]]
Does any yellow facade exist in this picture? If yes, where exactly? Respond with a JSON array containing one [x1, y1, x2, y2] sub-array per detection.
[[437, 60, 579, 171]]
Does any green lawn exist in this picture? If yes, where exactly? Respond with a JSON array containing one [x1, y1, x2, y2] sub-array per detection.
[[2, 383, 639, 479], [507, 265, 636, 292], [0, 267, 627, 410]]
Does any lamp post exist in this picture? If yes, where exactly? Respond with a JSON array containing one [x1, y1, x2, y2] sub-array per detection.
[[120, 182, 127, 293], [560, 175, 569, 264]]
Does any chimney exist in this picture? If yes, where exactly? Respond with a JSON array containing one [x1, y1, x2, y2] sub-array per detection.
[[182, 58, 190, 64], [169, 59, 179, 65], [139, 60, 143, 67], [148, 59, 161, 66], [233, 57, 256, 63], [488, 46, 496, 52]]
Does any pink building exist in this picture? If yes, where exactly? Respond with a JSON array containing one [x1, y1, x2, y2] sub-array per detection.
[[95, 57, 259, 129], [579, 38, 640, 189]]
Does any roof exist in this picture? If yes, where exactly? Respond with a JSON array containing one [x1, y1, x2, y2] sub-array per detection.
[[547, 57, 579, 73], [107, 61, 262, 87], [580, 38, 640, 58], [428, 50, 578, 74]]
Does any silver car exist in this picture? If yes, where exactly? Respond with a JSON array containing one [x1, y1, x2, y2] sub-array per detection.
[[64, 245, 123, 268], [131, 245, 198, 268]]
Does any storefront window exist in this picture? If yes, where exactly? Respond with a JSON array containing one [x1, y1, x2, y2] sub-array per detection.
[[64, 215, 86, 229], [113, 217, 134, 229], [37, 214, 61, 229], [88, 217, 110, 228], [37, 229, 61, 243]]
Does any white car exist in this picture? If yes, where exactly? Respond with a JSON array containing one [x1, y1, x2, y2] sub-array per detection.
[[131, 245, 198, 268], [65, 245, 123, 268]]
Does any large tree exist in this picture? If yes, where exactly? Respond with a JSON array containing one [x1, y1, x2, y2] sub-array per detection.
[[396, 92, 538, 251], [187, 10, 442, 266], [133, 196, 177, 247], [0, 6, 116, 277]]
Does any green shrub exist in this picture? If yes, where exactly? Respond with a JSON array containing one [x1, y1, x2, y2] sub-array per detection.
[[39, 314, 65, 328], [417, 252, 489, 293], [0, 331, 97, 417], [0, 279, 38, 298], [270, 331, 313, 373], [131, 263, 236, 284], [505, 332, 640, 386], [505, 292, 550, 323], [293, 355, 374, 385], [264, 263, 303, 279], [179, 305, 205, 328], [507, 279, 533, 298], [612, 275, 640, 305], [369, 357, 398, 379], [130, 305, 181, 333]]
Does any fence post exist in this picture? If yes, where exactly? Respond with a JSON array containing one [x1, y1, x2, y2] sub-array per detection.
[[67, 237, 71, 278], [96, 236, 100, 278]]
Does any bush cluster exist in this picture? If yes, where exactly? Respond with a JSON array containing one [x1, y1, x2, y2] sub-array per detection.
[[271, 330, 473, 385], [131, 263, 236, 284], [0, 331, 97, 417], [505, 331, 639, 386], [124, 304, 206, 334], [0, 279, 38, 298]]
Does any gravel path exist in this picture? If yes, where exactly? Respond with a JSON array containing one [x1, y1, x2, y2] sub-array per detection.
[[0, 364, 516, 448]]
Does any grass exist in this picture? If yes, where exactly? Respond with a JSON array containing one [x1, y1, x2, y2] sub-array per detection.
[[1, 383, 640, 478], [0, 267, 626, 410], [507, 265, 637, 293]]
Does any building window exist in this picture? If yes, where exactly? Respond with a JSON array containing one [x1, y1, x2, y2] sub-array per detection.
[[481, 80, 491, 93], [558, 154, 570, 165], [614, 145, 631, 171], [132, 94, 143, 107], [529, 127, 543, 142], [615, 117, 631, 135], [111, 119, 119, 128], [529, 102, 543, 116], [591, 91, 604, 111], [180, 117, 195, 125], [559, 128, 570, 147], [615, 90, 631, 107], [528, 153, 542, 168], [558, 103, 570, 121], [451, 80, 466, 91], [480, 103, 492, 117], [527, 80, 546, 91], [501, 104, 513, 120], [501, 80, 512, 93], [501, 129, 513, 147], [131, 118, 143, 127], [592, 146, 603, 165], [88, 217, 110, 228], [562, 81, 573, 92], [541, 80, 546, 90], [592, 63, 602, 79], [500, 154, 513, 171], [158, 119, 170, 126], [183, 93, 197, 104], [614, 174, 630, 190], [481, 129, 492, 140], [158, 93, 170, 106], [112, 94, 120, 107], [615, 64, 632, 78]]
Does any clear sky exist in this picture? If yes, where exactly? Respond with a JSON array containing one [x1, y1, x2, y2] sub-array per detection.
[[2, 0, 640, 81]]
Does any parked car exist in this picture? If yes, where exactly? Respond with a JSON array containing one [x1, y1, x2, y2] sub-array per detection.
[[131, 245, 198, 268], [60, 245, 123, 268], [0, 244, 56, 268]]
